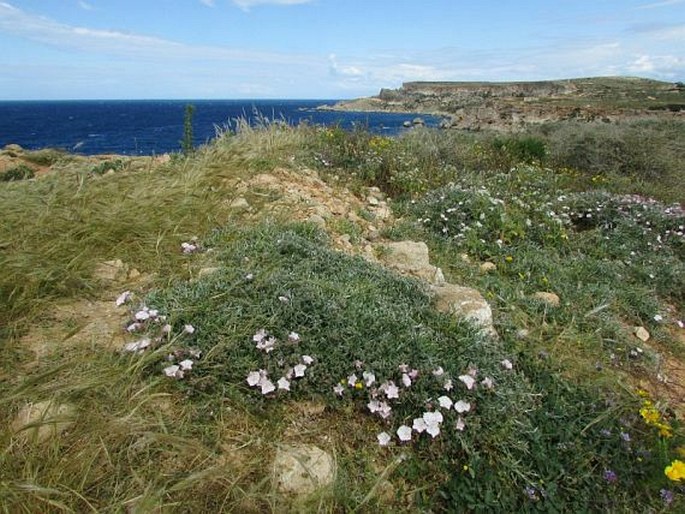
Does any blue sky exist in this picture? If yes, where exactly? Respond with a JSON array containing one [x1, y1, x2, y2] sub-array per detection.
[[0, 0, 683, 99]]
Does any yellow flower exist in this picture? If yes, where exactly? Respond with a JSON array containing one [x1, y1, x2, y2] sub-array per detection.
[[505, 256, 513, 262], [665, 460, 685, 481], [354, 381, 363, 390]]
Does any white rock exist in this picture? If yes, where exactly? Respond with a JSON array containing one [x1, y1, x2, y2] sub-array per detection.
[[273, 444, 335, 496]]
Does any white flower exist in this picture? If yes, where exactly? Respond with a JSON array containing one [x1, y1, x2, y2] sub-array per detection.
[[501, 359, 513, 370], [412, 417, 427, 433], [677, 320, 684, 329], [382, 381, 400, 400], [423, 411, 443, 426], [455, 417, 466, 431], [252, 329, 267, 343], [408, 369, 419, 379], [443, 379, 454, 391], [179, 359, 193, 371], [438, 396, 453, 409], [278, 295, 290, 303], [347, 373, 358, 387], [115, 291, 132, 306], [353, 359, 364, 370], [397, 425, 412, 442], [401, 373, 412, 388], [246, 371, 262, 387], [333, 383, 345, 396], [454, 400, 471, 413], [183, 324, 195, 334], [362, 371, 376, 387], [458, 375, 476, 390], [161, 324, 172, 334], [126, 322, 142, 333], [189, 348, 202, 358], [135, 310, 150, 321], [245, 273, 254, 281], [432, 366, 445, 377], [653, 314, 663, 322], [163, 365, 183, 379], [377, 432, 391, 446], [367, 399, 381, 413], [398, 364, 409, 373], [481, 377, 494, 389], [301, 355, 314, 365], [256, 336, 276, 353], [181, 242, 197, 254], [426, 423, 441, 438], [277, 377, 291, 391], [123, 338, 151, 353], [148, 309, 159, 318], [260, 379, 276, 395], [288, 331, 300, 343], [377, 402, 392, 419], [293, 364, 307, 378]]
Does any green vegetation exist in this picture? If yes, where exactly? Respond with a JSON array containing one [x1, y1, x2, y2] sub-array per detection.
[[181, 103, 196, 156], [0, 163, 35, 182], [0, 117, 683, 512]]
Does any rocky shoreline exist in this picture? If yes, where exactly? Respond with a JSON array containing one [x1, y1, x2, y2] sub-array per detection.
[[326, 77, 685, 131]]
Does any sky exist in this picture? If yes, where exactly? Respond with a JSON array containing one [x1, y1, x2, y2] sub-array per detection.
[[0, 0, 683, 100]]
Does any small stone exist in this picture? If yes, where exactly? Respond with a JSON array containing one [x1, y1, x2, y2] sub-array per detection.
[[634, 326, 650, 342], [229, 197, 250, 211], [479, 262, 497, 273], [94, 259, 126, 282], [273, 444, 335, 496], [12, 401, 75, 443], [516, 328, 530, 340], [459, 253, 471, 263], [532, 291, 560, 307], [198, 267, 220, 278], [367, 196, 380, 206], [307, 214, 326, 227], [431, 283, 494, 334], [127, 268, 141, 280]]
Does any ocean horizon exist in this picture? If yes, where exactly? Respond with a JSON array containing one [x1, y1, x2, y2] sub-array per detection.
[[0, 99, 440, 156]]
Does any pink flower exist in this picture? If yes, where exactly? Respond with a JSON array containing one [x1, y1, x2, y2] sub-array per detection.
[[401, 373, 412, 388], [455, 417, 466, 431], [183, 324, 195, 334], [458, 375, 476, 390], [501, 359, 513, 370], [438, 396, 453, 409], [454, 400, 471, 413], [377, 432, 391, 446], [301, 355, 314, 365], [362, 371, 376, 387], [277, 377, 291, 391], [293, 364, 307, 378], [115, 291, 132, 306], [179, 359, 193, 371]]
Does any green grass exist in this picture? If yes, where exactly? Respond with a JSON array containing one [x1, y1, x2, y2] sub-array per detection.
[[0, 119, 683, 512]]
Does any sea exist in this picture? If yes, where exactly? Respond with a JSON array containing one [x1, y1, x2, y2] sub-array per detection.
[[0, 100, 440, 156]]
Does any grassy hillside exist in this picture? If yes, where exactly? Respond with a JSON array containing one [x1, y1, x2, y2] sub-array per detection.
[[0, 118, 683, 512]]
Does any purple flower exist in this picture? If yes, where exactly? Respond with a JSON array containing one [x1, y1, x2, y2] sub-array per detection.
[[620, 432, 631, 442], [603, 469, 618, 484], [660, 488, 674, 506], [524, 485, 539, 501]]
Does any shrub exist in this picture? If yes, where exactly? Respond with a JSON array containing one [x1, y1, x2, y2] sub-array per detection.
[[0, 164, 35, 182]]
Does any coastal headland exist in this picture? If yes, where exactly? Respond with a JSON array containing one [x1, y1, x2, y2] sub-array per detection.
[[324, 76, 685, 131]]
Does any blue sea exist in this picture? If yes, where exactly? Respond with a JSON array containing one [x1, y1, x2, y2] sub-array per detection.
[[0, 100, 440, 156]]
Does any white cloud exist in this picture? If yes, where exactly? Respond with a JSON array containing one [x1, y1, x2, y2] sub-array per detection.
[[200, 0, 215, 6], [78, 1, 93, 10], [636, 0, 684, 9], [232, 0, 313, 11], [0, 2, 316, 65]]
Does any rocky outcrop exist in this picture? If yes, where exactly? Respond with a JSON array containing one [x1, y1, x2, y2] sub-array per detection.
[[329, 77, 685, 131], [377, 240, 495, 335]]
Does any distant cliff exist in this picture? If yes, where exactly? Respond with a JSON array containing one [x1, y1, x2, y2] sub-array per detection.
[[327, 77, 685, 130]]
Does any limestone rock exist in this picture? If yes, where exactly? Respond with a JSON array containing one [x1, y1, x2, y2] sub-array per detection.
[[229, 197, 250, 211], [12, 401, 75, 443], [431, 283, 494, 333], [307, 214, 326, 227], [273, 444, 335, 496], [532, 291, 560, 307], [94, 259, 127, 282], [634, 326, 650, 342], [378, 241, 445, 284], [479, 262, 497, 273]]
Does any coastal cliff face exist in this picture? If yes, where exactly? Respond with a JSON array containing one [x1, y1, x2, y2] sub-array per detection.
[[333, 77, 685, 131]]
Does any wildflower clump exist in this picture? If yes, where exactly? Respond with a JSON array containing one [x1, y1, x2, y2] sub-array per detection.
[[665, 460, 685, 482], [637, 390, 673, 438]]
